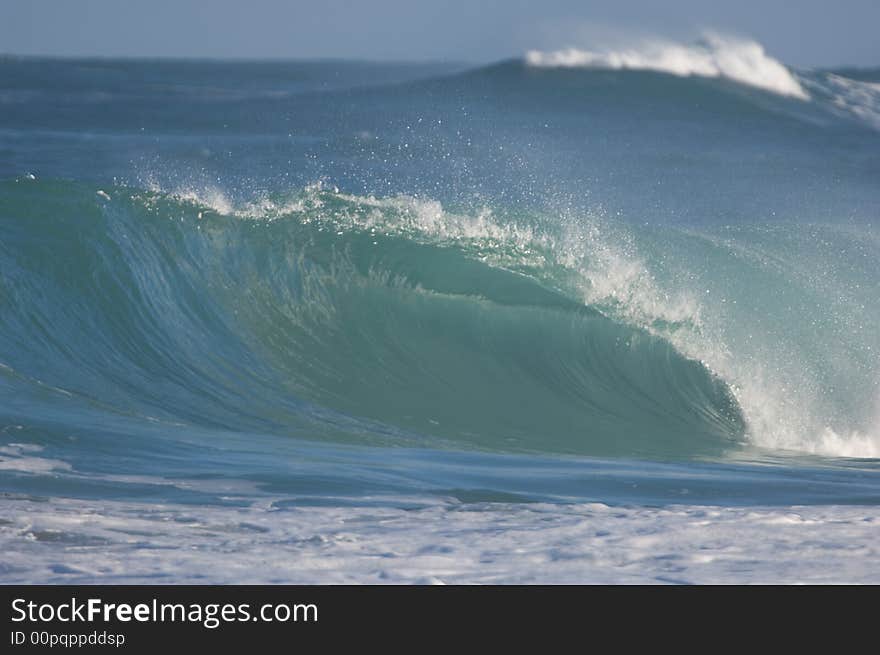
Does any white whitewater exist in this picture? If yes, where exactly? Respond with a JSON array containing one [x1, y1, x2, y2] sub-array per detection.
[[526, 33, 809, 100]]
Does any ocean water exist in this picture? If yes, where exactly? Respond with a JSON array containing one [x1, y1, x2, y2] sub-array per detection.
[[1, 37, 879, 583]]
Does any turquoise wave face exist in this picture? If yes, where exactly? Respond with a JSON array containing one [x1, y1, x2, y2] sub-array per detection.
[[0, 180, 745, 458]]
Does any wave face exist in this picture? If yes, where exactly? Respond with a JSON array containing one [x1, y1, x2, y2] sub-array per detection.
[[0, 179, 745, 459], [1, 47, 879, 465]]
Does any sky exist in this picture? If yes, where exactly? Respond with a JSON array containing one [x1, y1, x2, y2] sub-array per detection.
[[2, 0, 878, 68]]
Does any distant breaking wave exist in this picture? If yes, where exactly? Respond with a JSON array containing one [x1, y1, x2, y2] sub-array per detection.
[[526, 33, 809, 100], [805, 72, 880, 131]]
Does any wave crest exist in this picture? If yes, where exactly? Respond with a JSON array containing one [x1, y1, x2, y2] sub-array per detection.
[[525, 33, 808, 100]]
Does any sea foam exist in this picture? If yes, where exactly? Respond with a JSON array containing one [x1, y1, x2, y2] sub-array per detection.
[[2, 496, 878, 584], [526, 33, 808, 100]]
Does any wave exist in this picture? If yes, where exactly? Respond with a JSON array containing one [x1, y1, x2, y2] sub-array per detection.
[[0, 179, 743, 459], [525, 33, 808, 99], [521, 34, 880, 131], [1, 178, 878, 459]]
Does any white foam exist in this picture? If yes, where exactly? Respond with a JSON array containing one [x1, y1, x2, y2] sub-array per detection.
[[559, 222, 703, 331], [808, 428, 880, 459], [0, 443, 72, 474], [143, 181, 550, 264], [526, 33, 808, 100], [1, 496, 877, 583], [814, 73, 880, 131]]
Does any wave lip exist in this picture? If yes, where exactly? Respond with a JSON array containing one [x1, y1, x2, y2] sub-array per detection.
[[525, 33, 808, 100]]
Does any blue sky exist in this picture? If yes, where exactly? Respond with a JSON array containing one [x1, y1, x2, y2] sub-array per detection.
[[2, 0, 878, 68]]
